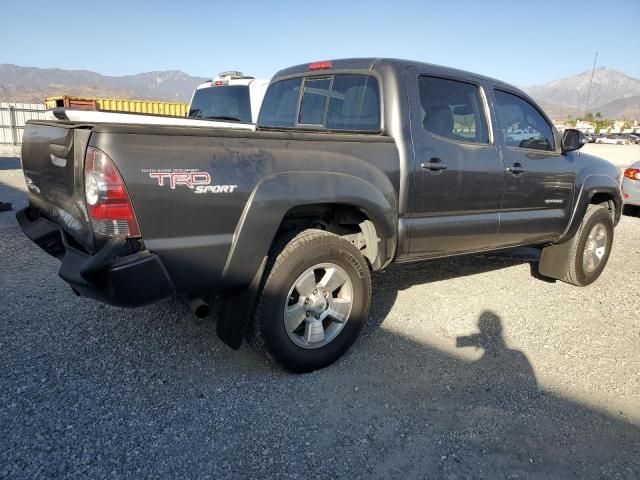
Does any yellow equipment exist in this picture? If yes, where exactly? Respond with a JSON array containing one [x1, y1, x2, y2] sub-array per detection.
[[44, 96, 188, 117]]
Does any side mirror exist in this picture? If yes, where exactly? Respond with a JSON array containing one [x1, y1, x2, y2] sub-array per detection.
[[561, 129, 587, 153]]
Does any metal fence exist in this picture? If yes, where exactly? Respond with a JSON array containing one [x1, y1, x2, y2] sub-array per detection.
[[0, 102, 47, 145]]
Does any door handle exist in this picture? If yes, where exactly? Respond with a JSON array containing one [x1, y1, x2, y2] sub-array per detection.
[[507, 163, 526, 175], [421, 158, 448, 171]]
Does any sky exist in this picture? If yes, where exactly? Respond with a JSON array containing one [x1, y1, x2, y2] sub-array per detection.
[[1, 0, 639, 86]]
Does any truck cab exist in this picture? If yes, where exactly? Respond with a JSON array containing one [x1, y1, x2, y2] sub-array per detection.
[[188, 71, 269, 123]]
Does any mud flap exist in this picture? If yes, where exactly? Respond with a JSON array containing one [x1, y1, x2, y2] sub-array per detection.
[[538, 234, 579, 280], [217, 256, 267, 349]]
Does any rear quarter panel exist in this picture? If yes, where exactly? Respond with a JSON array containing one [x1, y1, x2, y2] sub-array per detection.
[[90, 126, 400, 295]]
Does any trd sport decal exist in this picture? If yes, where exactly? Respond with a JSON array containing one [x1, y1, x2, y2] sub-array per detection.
[[142, 168, 238, 194]]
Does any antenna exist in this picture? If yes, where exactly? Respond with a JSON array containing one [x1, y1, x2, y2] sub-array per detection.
[[584, 51, 598, 117]]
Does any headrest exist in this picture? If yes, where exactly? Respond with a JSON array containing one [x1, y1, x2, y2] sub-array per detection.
[[453, 104, 473, 116], [342, 85, 378, 118], [423, 106, 454, 137]]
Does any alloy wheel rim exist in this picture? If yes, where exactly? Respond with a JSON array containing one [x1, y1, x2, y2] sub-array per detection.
[[582, 223, 608, 273], [283, 263, 353, 349]]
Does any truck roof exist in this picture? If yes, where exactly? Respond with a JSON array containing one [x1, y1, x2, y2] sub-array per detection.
[[272, 57, 529, 100]]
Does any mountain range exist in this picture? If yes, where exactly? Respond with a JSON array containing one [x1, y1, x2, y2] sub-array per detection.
[[523, 67, 640, 120], [1, 63, 639, 120], [0, 64, 208, 104]]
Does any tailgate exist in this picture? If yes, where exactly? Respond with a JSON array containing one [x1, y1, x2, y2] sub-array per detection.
[[21, 121, 95, 251]]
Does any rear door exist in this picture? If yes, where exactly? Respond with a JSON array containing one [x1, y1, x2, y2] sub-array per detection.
[[406, 70, 505, 257], [490, 89, 574, 244]]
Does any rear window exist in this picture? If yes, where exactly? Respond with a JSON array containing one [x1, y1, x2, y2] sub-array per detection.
[[258, 74, 381, 132], [188, 85, 252, 123]]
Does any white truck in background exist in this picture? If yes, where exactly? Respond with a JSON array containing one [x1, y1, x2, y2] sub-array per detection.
[[188, 71, 269, 123]]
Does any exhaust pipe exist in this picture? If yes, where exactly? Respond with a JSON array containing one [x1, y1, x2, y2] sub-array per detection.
[[188, 297, 211, 318]]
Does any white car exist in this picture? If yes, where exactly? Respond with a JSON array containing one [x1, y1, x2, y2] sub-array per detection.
[[188, 71, 269, 124], [622, 161, 640, 212], [43, 71, 268, 131], [595, 135, 626, 145]]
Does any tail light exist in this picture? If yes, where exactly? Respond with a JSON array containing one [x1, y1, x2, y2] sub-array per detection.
[[624, 168, 640, 181], [84, 146, 141, 237], [309, 61, 332, 70]]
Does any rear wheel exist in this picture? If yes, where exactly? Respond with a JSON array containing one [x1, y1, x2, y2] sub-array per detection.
[[249, 229, 372, 373], [561, 205, 614, 286]]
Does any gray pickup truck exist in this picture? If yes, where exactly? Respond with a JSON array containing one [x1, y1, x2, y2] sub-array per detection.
[[17, 58, 621, 372]]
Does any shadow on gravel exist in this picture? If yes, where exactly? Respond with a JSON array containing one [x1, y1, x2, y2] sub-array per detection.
[[2, 256, 638, 478], [455, 310, 538, 393], [0, 167, 26, 211], [0, 156, 21, 171], [366, 248, 543, 334], [623, 204, 639, 217]]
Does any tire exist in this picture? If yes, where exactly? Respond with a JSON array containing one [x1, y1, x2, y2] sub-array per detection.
[[561, 205, 614, 286], [249, 229, 372, 373]]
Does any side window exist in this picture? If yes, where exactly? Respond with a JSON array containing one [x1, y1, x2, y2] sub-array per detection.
[[258, 74, 380, 132], [257, 78, 301, 128], [493, 90, 554, 151], [418, 76, 489, 144]]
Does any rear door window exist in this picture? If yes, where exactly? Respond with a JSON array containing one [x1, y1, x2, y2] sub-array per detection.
[[258, 74, 380, 132], [418, 76, 489, 144]]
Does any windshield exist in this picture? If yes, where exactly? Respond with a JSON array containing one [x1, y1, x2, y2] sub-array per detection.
[[188, 85, 252, 123]]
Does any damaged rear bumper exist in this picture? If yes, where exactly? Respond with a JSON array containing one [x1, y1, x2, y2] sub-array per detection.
[[16, 207, 175, 307]]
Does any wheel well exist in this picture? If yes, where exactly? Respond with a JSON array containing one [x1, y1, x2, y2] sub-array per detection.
[[590, 193, 616, 220], [276, 203, 380, 269]]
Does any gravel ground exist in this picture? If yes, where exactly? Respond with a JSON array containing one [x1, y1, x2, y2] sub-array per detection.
[[1, 151, 639, 479], [581, 143, 640, 169]]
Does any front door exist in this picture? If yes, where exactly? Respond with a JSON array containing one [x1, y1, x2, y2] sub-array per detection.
[[490, 89, 575, 245], [407, 71, 505, 258]]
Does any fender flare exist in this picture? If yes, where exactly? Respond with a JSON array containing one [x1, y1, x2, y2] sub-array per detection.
[[557, 174, 621, 243], [540, 174, 621, 280], [216, 171, 396, 349], [221, 171, 397, 290]]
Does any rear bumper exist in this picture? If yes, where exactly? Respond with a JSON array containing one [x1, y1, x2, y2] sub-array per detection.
[[16, 208, 175, 307]]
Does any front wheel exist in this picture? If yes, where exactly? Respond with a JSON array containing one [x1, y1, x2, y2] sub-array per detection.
[[561, 205, 614, 286], [249, 229, 372, 373]]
